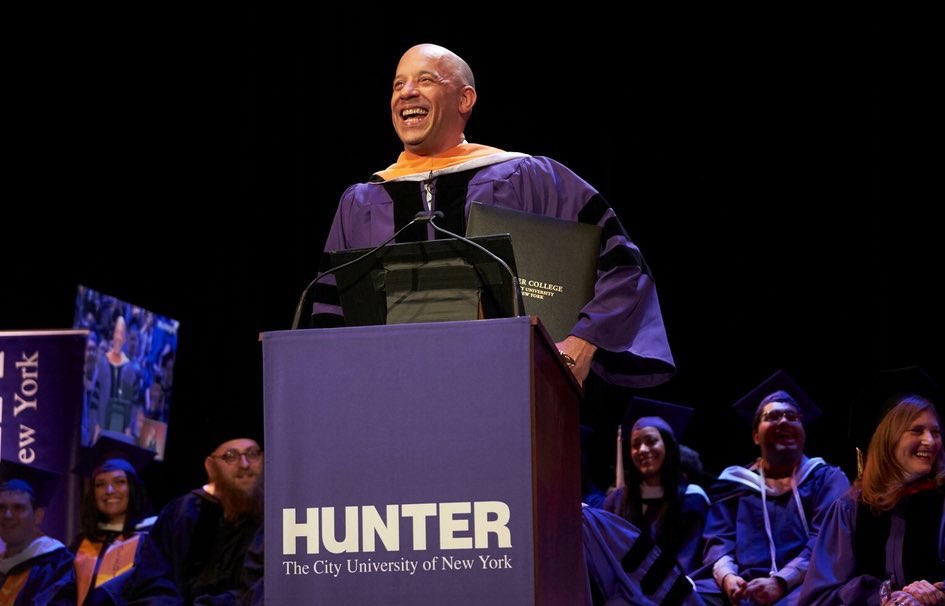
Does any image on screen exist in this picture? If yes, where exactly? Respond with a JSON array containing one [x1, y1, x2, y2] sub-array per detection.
[[73, 285, 179, 460]]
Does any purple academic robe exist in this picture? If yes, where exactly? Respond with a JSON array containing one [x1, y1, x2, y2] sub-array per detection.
[[798, 487, 945, 606], [315, 153, 675, 388]]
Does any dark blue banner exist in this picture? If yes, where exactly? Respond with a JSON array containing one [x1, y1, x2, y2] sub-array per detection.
[[0, 329, 86, 542]]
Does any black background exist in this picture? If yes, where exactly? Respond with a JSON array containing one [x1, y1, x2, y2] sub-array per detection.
[[4, 7, 940, 506]]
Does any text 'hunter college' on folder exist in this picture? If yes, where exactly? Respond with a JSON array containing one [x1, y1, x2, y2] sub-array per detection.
[[465, 202, 601, 343]]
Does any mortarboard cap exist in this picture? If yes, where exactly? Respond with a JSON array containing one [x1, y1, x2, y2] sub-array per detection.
[[732, 369, 822, 429], [0, 461, 61, 509], [74, 430, 156, 480], [621, 396, 695, 441], [850, 366, 942, 450], [195, 405, 265, 459]]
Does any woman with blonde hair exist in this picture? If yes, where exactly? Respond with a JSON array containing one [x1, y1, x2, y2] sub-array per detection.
[[800, 395, 944, 605]]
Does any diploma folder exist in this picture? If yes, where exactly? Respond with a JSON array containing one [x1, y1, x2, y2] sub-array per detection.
[[465, 202, 601, 343]]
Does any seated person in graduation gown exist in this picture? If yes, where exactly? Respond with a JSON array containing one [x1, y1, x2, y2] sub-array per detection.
[[799, 394, 945, 606], [692, 372, 850, 605], [197, 527, 264, 606], [313, 42, 675, 390], [583, 505, 706, 605], [0, 465, 76, 606], [603, 398, 709, 575], [121, 436, 263, 605], [71, 435, 156, 605]]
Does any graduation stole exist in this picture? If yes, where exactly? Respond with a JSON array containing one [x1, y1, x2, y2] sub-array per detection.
[[75, 533, 141, 604], [373, 144, 507, 181], [0, 569, 30, 605]]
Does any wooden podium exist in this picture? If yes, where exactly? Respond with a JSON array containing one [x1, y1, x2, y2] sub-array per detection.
[[261, 317, 585, 605]]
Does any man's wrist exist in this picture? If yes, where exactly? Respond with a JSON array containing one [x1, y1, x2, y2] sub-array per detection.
[[558, 351, 576, 368]]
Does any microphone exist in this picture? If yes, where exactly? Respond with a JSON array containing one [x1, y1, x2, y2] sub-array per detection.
[[426, 211, 524, 319], [290, 211, 441, 330]]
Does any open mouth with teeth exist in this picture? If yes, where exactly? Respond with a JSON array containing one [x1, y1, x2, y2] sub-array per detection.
[[913, 449, 935, 462], [400, 107, 428, 125]]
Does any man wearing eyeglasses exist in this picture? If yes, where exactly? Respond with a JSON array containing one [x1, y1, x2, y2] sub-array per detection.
[[122, 437, 264, 605], [693, 375, 850, 606]]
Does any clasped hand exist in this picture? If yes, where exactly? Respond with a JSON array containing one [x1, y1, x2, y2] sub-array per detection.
[[724, 574, 785, 605], [883, 581, 945, 606]]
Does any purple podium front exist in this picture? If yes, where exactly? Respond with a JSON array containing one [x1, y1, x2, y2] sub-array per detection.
[[262, 316, 584, 605]]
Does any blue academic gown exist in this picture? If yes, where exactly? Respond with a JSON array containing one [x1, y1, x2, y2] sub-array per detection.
[[602, 483, 709, 575], [121, 488, 260, 606], [0, 536, 76, 606], [193, 527, 264, 606], [693, 458, 849, 605], [583, 505, 706, 605]]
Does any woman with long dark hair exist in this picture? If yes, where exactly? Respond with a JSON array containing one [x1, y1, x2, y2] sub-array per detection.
[[603, 414, 709, 574], [800, 395, 945, 605], [72, 444, 153, 605]]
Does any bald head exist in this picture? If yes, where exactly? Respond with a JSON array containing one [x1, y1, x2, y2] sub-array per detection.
[[405, 44, 475, 88], [391, 44, 477, 156]]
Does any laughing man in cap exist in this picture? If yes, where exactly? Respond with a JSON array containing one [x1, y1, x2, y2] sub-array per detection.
[[693, 371, 850, 605], [122, 437, 263, 605], [0, 468, 76, 605]]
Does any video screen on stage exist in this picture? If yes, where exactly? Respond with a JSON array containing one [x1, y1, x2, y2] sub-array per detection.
[[73, 285, 179, 460]]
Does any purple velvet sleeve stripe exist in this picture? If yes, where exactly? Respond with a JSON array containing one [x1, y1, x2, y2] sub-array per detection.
[[311, 313, 344, 329], [599, 244, 648, 275], [576, 193, 611, 225], [593, 349, 676, 386], [578, 195, 653, 276], [312, 282, 339, 307], [600, 213, 633, 243]]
